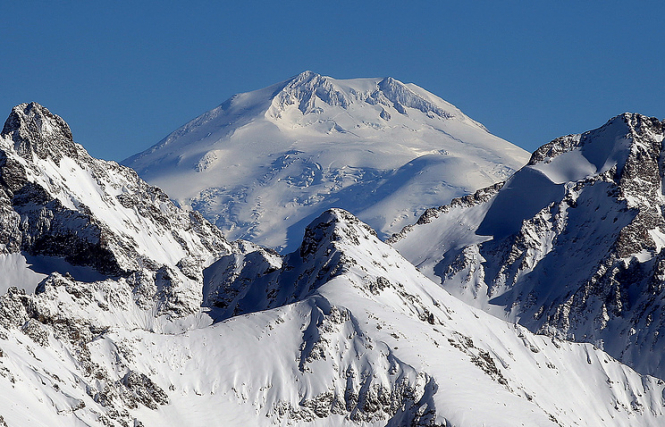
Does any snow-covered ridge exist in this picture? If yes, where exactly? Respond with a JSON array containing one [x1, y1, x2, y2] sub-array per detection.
[[266, 71, 454, 121], [0, 102, 233, 315], [392, 112, 665, 379], [124, 71, 529, 252], [3, 206, 663, 426], [3, 100, 664, 426], [194, 208, 665, 426]]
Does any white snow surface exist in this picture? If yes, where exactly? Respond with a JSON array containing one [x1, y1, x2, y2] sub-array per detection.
[[2, 209, 665, 426], [124, 71, 529, 252]]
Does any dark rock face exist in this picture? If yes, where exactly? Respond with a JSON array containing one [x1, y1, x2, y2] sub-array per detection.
[[203, 208, 385, 318], [2, 102, 78, 164]]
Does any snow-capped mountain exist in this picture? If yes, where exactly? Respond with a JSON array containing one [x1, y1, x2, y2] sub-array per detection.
[[391, 112, 665, 379], [2, 103, 664, 426], [124, 71, 529, 252], [0, 102, 232, 315]]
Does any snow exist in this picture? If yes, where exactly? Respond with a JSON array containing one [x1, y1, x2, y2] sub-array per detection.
[[124, 71, 529, 252], [530, 147, 597, 183], [0, 253, 106, 297], [476, 166, 565, 240], [3, 209, 664, 426], [0, 253, 46, 294]]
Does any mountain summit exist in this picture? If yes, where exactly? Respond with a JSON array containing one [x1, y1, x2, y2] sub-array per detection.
[[0, 102, 232, 315], [124, 71, 529, 252]]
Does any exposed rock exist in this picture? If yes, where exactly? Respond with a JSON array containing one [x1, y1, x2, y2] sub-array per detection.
[[393, 112, 665, 379], [0, 103, 233, 315]]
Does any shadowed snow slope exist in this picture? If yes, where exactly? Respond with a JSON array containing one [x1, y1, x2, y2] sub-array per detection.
[[124, 71, 529, 252], [392, 113, 665, 379]]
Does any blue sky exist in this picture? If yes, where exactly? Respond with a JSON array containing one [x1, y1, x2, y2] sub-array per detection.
[[2, 1, 664, 161]]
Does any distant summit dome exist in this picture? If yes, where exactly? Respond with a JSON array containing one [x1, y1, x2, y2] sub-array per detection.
[[124, 72, 529, 252]]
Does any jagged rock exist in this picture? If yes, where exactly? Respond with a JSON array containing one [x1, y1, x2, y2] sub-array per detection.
[[120, 371, 169, 410], [2, 102, 78, 164]]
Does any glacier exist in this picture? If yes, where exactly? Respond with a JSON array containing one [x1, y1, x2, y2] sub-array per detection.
[[124, 71, 529, 253]]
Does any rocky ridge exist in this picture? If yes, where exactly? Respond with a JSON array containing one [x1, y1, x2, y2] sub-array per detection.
[[392, 112, 665, 378], [200, 208, 665, 426], [0, 102, 233, 315]]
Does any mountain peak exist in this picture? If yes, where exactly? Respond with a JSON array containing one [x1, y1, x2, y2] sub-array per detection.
[[1, 102, 79, 164], [268, 72, 453, 120], [290, 69, 322, 82], [393, 109, 665, 379], [528, 112, 663, 167], [376, 76, 453, 119], [0, 102, 232, 315], [299, 208, 378, 259], [123, 73, 529, 252], [268, 71, 350, 117]]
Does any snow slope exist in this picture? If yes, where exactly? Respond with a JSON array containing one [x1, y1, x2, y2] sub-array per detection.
[[124, 71, 529, 252], [1, 209, 664, 426], [392, 113, 665, 379]]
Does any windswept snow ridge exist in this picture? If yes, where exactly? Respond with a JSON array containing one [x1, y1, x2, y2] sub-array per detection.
[[124, 71, 529, 252]]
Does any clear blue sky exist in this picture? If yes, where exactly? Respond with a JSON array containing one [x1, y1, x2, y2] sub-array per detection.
[[2, 1, 664, 161]]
